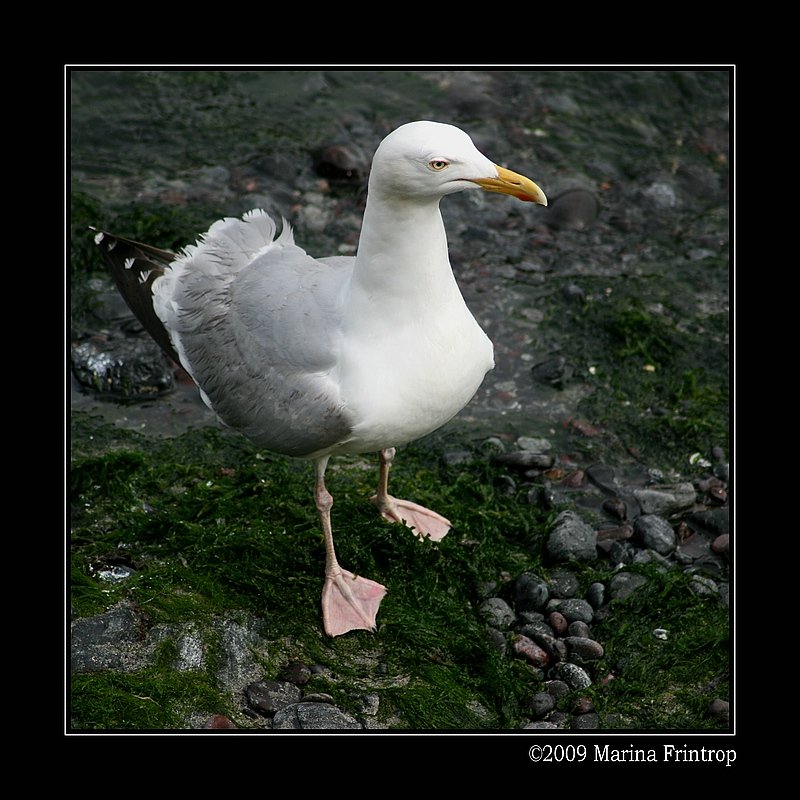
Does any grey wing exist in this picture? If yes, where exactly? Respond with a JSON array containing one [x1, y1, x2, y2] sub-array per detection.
[[173, 247, 356, 457]]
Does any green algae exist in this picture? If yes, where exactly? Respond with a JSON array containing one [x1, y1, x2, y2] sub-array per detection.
[[69, 415, 728, 731]]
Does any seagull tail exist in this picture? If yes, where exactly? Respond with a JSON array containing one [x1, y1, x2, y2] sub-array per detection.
[[90, 227, 182, 366]]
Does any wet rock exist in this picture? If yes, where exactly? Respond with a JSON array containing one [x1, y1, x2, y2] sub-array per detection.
[[71, 337, 173, 400], [71, 603, 147, 673], [443, 450, 473, 466], [281, 661, 312, 686], [571, 712, 600, 730], [554, 662, 592, 690], [515, 573, 549, 612], [586, 582, 605, 609], [479, 597, 516, 629], [546, 188, 600, 231], [548, 611, 568, 636], [246, 680, 302, 716], [609, 571, 648, 600], [632, 549, 672, 570], [512, 635, 550, 668], [301, 693, 335, 703], [546, 680, 570, 699], [602, 497, 628, 520], [516, 436, 552, 452], [565, 636, 604, 661], [272, 702, 362, 730], [202, 714, 238, 729], [686, 507, 729, 537], [689, 575, 718, 596], [523, 721, 560, 730], [676, 532, 712, 561], [313, 142, 368, 183], [548, 598, 594, 624], [711, 534, 729, 555], [546, 510, 597, 563], [493, 451, 554, 470], [531, 356, 572, 386], [531, 692, 556, 718], [708, 698, 729, 724], [634, 515, 676, 555], [487, 627, 508, 656], [633, 483, 696, 515], [548, 570, 580, 598], [567, 620, 592, 638]]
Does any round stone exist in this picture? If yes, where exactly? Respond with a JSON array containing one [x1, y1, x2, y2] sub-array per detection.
[[478, 597, 516, 629], [634, 515, 677, 555]]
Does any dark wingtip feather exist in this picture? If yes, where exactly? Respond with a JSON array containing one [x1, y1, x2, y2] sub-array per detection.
[[91, 227, 182, 365]]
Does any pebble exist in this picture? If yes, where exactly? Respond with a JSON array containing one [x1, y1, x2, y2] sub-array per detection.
[[689, 575, 718, 596], [596, 524, 633, 542], [711, 534, 729, 555], [478, 597, 516, 629], [523, 721, 560, 730], [609, 572, 649, 600], [531, 692, 556, 718], [708, 698, 729, 724], [567, 620, 591, 638], [586, 582, 605, 609], [548, 611, 568, 636], [515, 573, 549, 612], [202, 714, 237, 729], [516, 436, 552, 452], [565, 636, 604, 661], [571, 712, 600, 730], [493, 451, 554, 470], [634, 515, 676, 555], [548, 570, 580, 598], [245, 680, 302, 716], [546, 680, 570, 699], [281, 661, 312, 685], [554, 663, 592, 690], [548, 598, 594, 624], [546, 188, 600, 231], [272, 702, 362, 731], [546, 510, 598, 563], [512, 635, 550, 668], [633, 483, 696, 515]]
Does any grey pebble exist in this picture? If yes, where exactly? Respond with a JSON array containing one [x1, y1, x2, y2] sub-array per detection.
[[272, 702, 362, 730], [689, 575, 718, 596], [571, 712, 600, 730], [478, 597, 516, 629], [565, 636, 604, 661], [609, 572, 649, 600], [548, 569, 580, 598], [567, 620, 592, 638], [586, 582, 605, 609], [486, 627, 508, 656], [546, 680, 571, 699], [515, 573, 549, 612], [246, 680, 302, 716], [634, 515, 676, 555], [531, 692, 556, 718], [633, 483, 696, 516], [546, 510, 598, 563], [548, 598, 594, 624], [522, 721, 560, 730], [554, 662, 592, 690]]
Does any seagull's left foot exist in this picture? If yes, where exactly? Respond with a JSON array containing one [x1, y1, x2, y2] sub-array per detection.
[[322, 568, 387, 637], [371, 494, 451, 541]]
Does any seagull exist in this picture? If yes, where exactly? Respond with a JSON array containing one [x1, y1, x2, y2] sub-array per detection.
[[93, 120, 547, 636]]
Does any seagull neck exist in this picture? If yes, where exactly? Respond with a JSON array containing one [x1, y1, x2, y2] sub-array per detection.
[[353, 195, 454, 296]]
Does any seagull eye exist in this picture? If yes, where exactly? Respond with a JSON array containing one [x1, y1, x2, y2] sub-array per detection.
[[429, 159, 449, 171]]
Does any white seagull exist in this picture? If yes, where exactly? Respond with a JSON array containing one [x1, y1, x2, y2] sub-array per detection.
[[94, 120, 547, 636]]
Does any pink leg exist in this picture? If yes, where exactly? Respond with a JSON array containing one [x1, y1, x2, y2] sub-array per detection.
[[315, 456, 386, 636], [370, 447, 451, 542]]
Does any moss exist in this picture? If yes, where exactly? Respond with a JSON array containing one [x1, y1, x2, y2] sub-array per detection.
[[538, 274, 729, 473], [69, 414, 728, 731]]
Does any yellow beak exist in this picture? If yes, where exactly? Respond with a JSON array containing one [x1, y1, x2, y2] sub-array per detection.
[[471, 165, 548, 206]]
